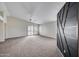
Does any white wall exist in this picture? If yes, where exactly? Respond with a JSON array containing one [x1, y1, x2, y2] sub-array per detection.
[[39, 21, 57, 38], [5, 17, 28, 39]]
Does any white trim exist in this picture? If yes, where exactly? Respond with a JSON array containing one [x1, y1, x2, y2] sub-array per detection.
[[39, 35, 56, 39]]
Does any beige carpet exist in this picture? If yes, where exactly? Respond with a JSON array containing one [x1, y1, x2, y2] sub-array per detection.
[[0, 35, 63, 57]]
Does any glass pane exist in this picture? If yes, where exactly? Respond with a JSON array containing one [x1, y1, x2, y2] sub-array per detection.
[[28, 25, 33, 35]]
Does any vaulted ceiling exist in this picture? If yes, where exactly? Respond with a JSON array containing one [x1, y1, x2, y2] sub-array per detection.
[[0, 2, 65, 24]]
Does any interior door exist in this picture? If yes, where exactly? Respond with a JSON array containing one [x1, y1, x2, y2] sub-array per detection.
[[57, 2, 78, 57], [64, 3, 78, 57]]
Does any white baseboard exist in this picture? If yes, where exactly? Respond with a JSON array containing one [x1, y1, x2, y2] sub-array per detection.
[[0, 40, 5, 43], [39, 35, 56, 39], [5, 35, 27, 40]]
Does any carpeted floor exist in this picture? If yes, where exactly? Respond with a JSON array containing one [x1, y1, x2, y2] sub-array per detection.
[[0, 35, 63, 57]]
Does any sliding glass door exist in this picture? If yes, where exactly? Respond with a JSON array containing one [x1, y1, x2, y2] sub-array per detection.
[[28, 25, 33, 36], [28, 24, 39, 36]]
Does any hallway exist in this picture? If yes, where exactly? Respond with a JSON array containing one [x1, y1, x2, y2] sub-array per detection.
[[0, 35, 62, 57]]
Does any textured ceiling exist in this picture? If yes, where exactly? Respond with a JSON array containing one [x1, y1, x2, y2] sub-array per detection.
[[0, 2, 65, 24]]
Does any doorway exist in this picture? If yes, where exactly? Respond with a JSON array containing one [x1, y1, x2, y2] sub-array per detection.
[[28, 25, 33, 36]]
